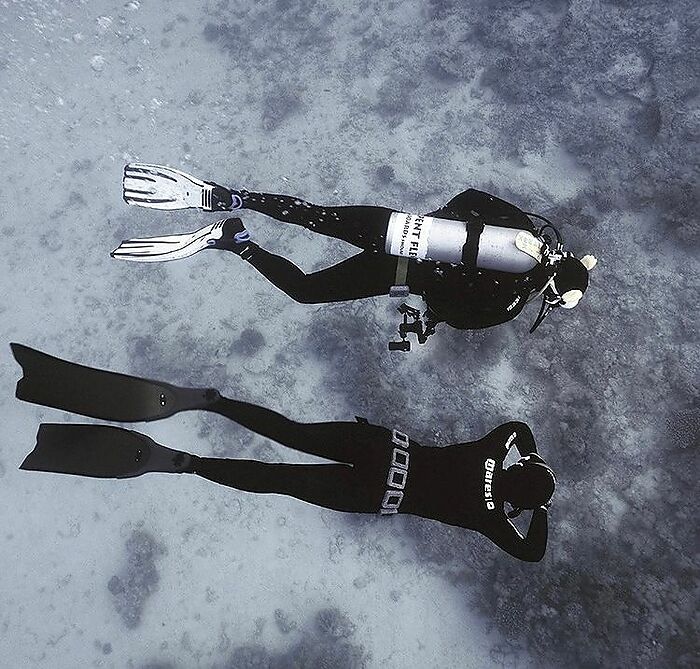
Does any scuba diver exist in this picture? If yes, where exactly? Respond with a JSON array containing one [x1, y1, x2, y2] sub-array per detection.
[[114, 164, 597, 349], [13, 343, 554, 562]]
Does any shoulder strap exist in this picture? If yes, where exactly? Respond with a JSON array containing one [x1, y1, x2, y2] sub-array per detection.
[[461, 220, 485, 267]]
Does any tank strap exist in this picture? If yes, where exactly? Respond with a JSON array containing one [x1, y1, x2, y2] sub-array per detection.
[[389, 257, 410, 297], [461, 220, 485, 267]]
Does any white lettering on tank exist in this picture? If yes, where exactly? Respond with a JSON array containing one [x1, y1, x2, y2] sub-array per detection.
[[386, 212, 433, 260]]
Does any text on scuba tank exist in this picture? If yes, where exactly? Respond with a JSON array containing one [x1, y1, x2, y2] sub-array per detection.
[[402, 219, 411, 255], [407, 216, 424, 257], [386, 213, 433, 260], [397, 214, 425, 257], [484, 458, 496, 511], [380, 429, 411, 515]]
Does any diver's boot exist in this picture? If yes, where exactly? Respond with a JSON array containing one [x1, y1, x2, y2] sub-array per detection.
[[207, 217, 257, 258], [111, 218, 255, 263]]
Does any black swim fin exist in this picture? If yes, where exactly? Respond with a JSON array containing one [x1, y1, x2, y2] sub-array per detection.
[[11, 343, 220, 422], [20, 424, 192, 479]]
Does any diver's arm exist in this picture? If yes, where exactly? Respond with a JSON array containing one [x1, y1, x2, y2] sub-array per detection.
[[466, 189, 535, 229], [427, 271, 530, 331], [428, 189, 536, 231], [480, 421, 538, 458], [503, 421, 538, 456], [484, 509, 548, 562], [442, 294, 527, 330]]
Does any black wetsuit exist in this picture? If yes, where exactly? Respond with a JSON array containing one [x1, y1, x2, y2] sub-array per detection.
[[228, 187, 545, 330], [192, 398, 548, 562]]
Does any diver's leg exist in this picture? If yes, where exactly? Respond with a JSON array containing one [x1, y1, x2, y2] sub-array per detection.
[[191, 459, 376, 513], [233, 190, 391, 251], [236, 248, 396, 304], [209, 397, 390, 465]]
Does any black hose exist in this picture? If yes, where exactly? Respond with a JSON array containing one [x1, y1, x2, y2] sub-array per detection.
[[524, 212, 563, 246]]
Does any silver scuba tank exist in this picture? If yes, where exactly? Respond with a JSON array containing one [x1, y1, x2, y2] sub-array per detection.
[[385, 212, 543, 273]]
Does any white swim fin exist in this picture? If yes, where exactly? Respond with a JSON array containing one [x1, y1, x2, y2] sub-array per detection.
[[111, 219, 250, 262], [122, 163, 241, 211], [111, 220, 228, 262]]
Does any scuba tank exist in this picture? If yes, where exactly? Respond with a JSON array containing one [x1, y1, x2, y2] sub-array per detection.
[[385, 212, 544, 273], [384, 210, 544, 350], [384, 208, 597, 339]]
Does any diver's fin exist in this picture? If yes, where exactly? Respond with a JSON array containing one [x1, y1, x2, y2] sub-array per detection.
[[110, 219, 246, 262], [110, 220, 225, 262], [11, 343, 220, 422], [123, 163, 240, 212], [20, 424, 191, 479]]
